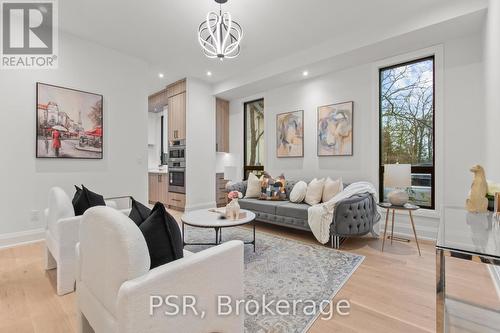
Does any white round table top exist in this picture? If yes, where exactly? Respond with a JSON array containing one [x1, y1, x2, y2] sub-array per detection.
[[181, 209, 256, 228]]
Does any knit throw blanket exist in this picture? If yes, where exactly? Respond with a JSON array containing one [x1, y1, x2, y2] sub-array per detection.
[[307, 182, 378, 244]]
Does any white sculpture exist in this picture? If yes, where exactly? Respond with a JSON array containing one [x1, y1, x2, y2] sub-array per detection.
[[466, 165, 489, 213]]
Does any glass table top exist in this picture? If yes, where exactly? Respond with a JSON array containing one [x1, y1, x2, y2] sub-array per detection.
[[437, 206, 500, 258]]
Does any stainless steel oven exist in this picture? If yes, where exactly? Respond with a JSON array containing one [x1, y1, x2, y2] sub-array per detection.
[[168, 139, 185, 162], [168, 139, 185, 193], [169, 168, 185, 194]]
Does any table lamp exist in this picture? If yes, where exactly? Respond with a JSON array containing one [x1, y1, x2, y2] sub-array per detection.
[[384, 164, 411, 206]]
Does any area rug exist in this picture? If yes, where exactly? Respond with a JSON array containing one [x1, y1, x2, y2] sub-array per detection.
[[183, 225, 364, 333]]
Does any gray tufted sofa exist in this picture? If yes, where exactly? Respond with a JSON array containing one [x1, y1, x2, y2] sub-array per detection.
[[226, 179, 380, 248]]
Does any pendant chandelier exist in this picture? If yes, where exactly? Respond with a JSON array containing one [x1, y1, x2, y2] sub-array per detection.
[[198, 0, 243, 60]]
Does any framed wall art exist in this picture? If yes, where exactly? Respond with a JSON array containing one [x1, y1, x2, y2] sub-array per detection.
[[317, 101, 353, 156], [36, 82, 103, 159], [276, 110, 304, 158]]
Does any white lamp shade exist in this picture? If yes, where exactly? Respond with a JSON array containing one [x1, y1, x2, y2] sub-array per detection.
[[384, 164, 411, 188], [224, 166, 237, 182]]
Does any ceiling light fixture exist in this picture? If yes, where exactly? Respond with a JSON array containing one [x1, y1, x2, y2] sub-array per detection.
[[198, 0, 243, 60], [206, 71, 213, 76], [302, 70, 309, 77], [158, 73, 164, 79]]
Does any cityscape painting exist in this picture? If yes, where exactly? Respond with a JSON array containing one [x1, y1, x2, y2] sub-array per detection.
[[317, 101, 353, 156], [36, 83, 103, 159]]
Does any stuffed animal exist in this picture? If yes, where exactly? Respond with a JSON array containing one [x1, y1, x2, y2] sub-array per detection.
[[466, 165, 489, 213]]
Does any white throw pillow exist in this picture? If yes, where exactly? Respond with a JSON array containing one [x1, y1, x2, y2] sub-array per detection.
[[245, 173, 263, 198], [305, 178, 325, 206], [289, 181, 308, 203], [322, 177, 343, 202]]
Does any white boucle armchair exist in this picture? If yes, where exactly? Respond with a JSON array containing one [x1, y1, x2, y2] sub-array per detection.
[[76, 206, 244, 333], [44, 187, 131, 295]]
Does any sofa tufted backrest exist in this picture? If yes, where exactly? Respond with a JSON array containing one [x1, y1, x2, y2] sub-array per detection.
[[332, 193, 377, 235], [79, 206, 150, 317]]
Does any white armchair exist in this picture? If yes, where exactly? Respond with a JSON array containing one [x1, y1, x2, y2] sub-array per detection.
[[44, 187, 131, 295], [76, 206, 244, 333]]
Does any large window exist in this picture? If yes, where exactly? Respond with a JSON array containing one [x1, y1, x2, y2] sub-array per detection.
[[379, 56, 435, 209], [244, 99, 264, 180]]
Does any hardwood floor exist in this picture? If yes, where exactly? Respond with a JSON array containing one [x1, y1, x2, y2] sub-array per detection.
[[0, 210, 498, 333]]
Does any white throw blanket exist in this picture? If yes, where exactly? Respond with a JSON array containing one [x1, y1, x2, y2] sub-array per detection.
[[307, 182, 377, 244]]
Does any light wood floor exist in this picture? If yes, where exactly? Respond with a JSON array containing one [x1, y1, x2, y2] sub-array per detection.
[[1, 209, 498, 333]]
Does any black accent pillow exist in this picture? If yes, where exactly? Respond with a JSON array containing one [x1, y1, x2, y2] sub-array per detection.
[[72, 186, 84, 215], [128, 197, 151, 226], [138, 202, 183, 269], [72, 185, 106, 216]]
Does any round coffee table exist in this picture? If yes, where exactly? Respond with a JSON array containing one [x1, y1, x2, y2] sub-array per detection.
[[181, 209, 257, 252]]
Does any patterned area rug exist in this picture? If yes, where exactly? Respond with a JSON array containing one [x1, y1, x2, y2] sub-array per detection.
[[183, 225, 364, 333]]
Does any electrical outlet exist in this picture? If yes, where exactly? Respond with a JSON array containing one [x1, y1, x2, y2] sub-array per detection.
[[30, 210, 40, 222]]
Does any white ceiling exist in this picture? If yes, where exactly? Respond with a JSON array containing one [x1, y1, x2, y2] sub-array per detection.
[[59, 0, 488, 89]]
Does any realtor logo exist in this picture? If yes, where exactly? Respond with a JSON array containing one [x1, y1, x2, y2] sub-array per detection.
[[1, 0, 58, 68]]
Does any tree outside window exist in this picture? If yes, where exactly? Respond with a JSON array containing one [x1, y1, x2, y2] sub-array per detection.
[[244, 99, 265, 180], [379, 57, 435, 209]]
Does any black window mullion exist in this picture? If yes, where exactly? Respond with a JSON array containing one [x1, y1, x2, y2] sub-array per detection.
[[379, 56, 435, 209]]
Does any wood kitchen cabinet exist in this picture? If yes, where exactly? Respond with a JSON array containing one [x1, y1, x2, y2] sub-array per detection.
[[148, 172, 169, 205], [216, 98, 229, 152], [167, 192, 186, 211], [167, 79, 186, 141], [216, 173, 229, 207]]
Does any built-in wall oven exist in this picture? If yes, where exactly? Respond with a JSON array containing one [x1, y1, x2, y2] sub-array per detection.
[[168, 139, 185, 161], [169, 168, 185, 194], [168, 139, 186, 194]]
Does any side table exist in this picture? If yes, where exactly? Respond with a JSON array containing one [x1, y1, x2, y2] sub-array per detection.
[[378, 202, 421, 256]]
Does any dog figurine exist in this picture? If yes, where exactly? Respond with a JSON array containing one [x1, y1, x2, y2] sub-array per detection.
[[466, 165, 489, 213]]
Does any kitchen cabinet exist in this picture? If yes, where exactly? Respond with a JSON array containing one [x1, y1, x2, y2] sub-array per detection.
[[167, 79, 186, 141], [148, 173, 158, 204], [168, 92, 186, 141], [167, 192, 186, 211], [216, 173, 229, 207], [216, 98, 229, 152], [166, 79, 186, 98], [148, 172, 169, 205]]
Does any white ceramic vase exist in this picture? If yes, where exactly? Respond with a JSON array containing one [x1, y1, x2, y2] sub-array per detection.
[[226, 199, 240, 220]]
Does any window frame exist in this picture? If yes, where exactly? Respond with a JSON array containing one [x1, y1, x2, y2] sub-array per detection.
[[378, 56, 436, 210], [243, 98, 265, 180]]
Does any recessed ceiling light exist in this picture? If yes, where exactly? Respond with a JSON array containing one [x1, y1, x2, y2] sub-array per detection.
[[302, 70, 309, 77], [158, 73, 164, 79], [207, 71, 212, 77]]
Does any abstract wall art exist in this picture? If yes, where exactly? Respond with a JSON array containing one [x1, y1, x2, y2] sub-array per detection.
[[276, 110, 304, 158], [317, 101, 353, 156]]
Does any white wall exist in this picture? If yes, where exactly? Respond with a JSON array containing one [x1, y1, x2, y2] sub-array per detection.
[[0, 32, 149, 239], [148, 112, 162, 168], [485, 0, 500, 180], [185, 78, 216, 210], [228, 32, 484, 240]]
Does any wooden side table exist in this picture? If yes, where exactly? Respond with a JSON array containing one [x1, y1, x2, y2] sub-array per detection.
[[378, 203, 421, 256]]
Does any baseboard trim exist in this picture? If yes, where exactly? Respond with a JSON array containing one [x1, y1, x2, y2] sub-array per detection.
[[184, 201, 217, 212], [0, 228, 45, 249]]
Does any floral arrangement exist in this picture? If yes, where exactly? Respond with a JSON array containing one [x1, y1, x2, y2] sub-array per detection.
[[228, 191, 243, 200]]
